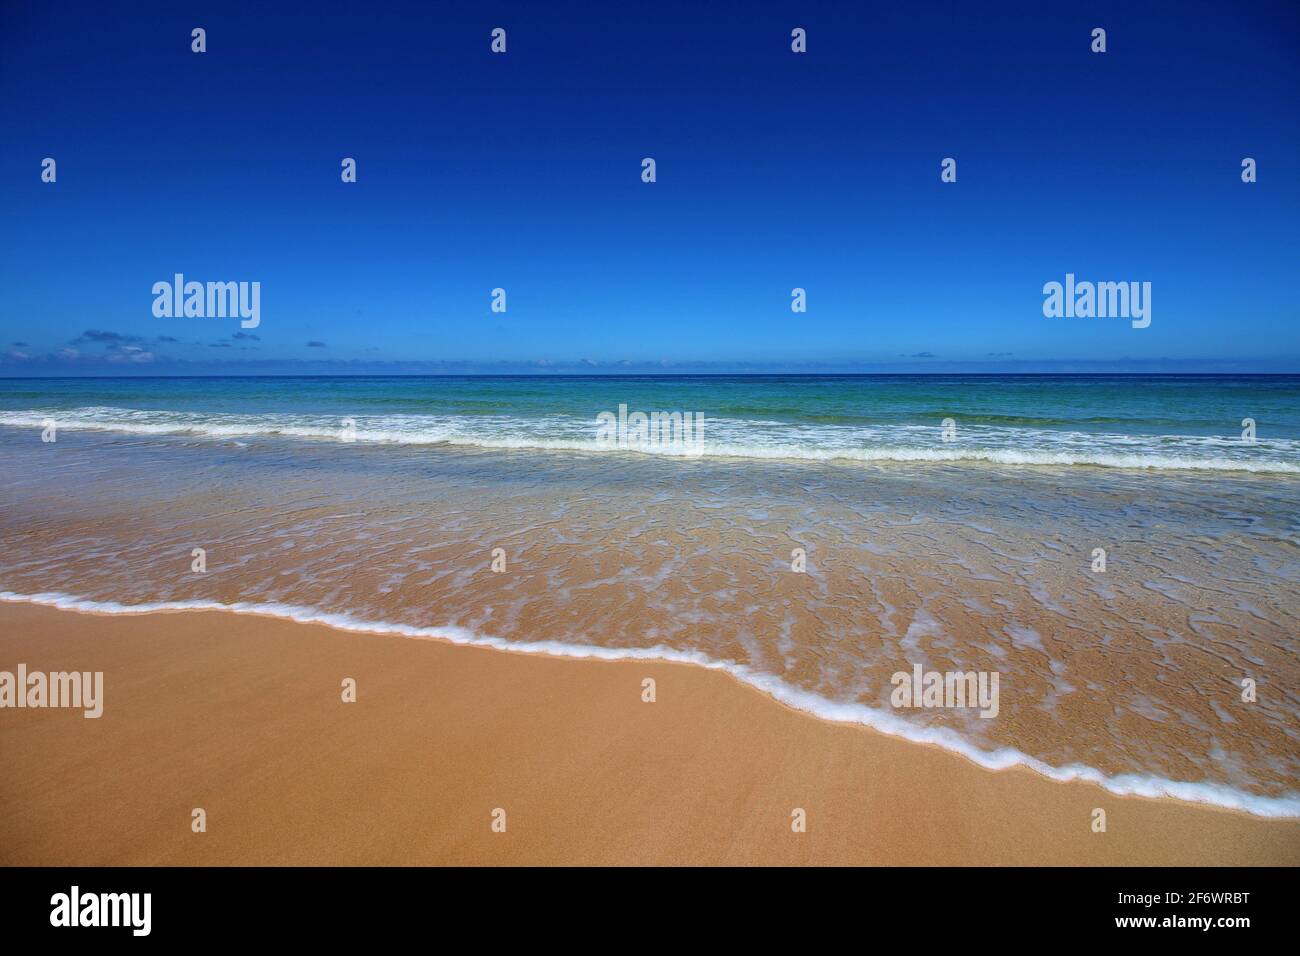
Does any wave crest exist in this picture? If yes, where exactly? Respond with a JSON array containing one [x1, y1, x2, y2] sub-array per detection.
[[2, 407, 1298, 473]]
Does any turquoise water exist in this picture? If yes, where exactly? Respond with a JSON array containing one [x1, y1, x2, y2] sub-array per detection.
[[1, 374, 1298, 471]]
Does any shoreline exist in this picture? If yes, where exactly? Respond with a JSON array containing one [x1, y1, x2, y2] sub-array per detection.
[[2, 601, 1297, 865], [3, 590, 1296, 820]]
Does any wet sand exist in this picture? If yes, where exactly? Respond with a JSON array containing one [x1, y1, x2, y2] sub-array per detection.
[[1, 601, 1296, 866]]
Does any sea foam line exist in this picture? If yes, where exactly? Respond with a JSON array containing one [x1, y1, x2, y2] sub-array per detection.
[[2, 412, 1297, 474], [3, 589, 1298, 819]]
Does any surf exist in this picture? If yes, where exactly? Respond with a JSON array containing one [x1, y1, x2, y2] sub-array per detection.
[[2, 407, 1298, 474]]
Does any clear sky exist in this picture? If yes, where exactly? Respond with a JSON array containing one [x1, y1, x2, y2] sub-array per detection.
[[1, 0, 1298, 375]]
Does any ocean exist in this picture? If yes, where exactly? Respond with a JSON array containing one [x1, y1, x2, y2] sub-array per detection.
[[1, 374, 1297, 815], [1, 373, 1298, 470]]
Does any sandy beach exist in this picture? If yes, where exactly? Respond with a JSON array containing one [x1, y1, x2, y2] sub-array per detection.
[[2, 600, 1296, 866]]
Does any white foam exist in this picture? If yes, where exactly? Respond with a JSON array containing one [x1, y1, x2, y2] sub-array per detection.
[[4, 589, 1298, 818], [3, 408, 1298, 473]]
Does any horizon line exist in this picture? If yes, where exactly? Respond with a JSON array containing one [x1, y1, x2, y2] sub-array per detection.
[[5, 370, 1300, 381]]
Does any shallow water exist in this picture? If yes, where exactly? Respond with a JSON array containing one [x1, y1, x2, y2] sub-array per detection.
[[1, 375, 1297, 814]]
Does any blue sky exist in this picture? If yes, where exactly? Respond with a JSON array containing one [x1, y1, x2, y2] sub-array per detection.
[[1, 0, 1298, 375]]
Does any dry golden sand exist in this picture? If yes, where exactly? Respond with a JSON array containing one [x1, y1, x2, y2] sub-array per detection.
[[1, 601, 1296, 866]]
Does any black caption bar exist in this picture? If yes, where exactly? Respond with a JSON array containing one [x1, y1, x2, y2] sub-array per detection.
[[0, 866, 1288, 943]]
